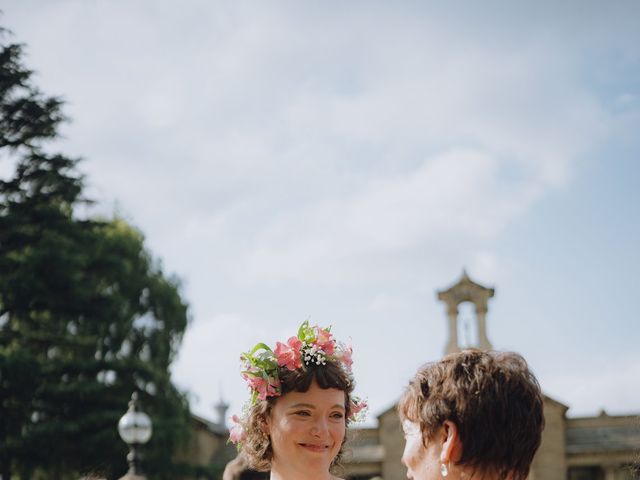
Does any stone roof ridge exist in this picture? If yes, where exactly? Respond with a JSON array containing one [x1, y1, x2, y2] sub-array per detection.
[[542, 393, 570, 412], [566, 420, 640, 454], [375, 401, 401, 421], [436, 269, 495, 304], [567, 411, 640, 422], [191, 412, 228, 436]]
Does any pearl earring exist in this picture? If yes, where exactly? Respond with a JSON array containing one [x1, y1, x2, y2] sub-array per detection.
[[440, 463, 449, 477]]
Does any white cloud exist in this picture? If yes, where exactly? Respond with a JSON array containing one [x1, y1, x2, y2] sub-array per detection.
[[543, 352, 640, 417], [171, 312, 270, 418], [3, 0, 638, 422], [238, 149, 541, 285]]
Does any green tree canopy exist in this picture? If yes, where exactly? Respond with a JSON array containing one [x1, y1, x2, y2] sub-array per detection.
[[0, 26, 193, 480]]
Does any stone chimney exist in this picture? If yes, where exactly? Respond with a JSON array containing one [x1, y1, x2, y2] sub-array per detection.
[[437, 270, 495, 355], [214, 396, 229, 428]]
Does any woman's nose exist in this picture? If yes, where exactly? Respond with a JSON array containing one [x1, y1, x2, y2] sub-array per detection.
[[400, 446, 409, 467], [311, 418, 329, 436]]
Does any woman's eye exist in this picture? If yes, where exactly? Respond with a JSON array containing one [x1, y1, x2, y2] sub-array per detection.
[[295, 410, 311, 417], [330, 412, 345, 420]]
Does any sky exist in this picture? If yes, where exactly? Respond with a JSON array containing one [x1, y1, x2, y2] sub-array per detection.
[[2, 1, 639, 425]]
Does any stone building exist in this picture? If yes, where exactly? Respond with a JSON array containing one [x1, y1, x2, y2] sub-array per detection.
[[342, 272, 640, 480], [176, 399, 239, 477], [186, 272, 639, 479]]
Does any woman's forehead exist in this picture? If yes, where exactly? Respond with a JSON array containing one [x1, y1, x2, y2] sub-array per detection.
[[278, 384, 345, 408], [402, 419, 421, 434]]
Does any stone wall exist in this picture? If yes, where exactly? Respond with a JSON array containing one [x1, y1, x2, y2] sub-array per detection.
[[530, 396, 568, 480]]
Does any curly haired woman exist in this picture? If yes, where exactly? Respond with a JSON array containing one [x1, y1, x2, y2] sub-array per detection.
[[228, 321, 366, 480]]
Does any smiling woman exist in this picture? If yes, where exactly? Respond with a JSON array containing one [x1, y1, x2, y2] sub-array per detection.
[[267, 381, 347, 477], [228, 321, 366, 480]]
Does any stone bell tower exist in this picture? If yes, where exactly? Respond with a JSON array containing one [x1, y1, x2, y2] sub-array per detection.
[[437, 270, 495, 355]]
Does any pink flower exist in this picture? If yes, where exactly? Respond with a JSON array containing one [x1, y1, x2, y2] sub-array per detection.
[[229, 414, 246, 444], [350, 398, 368, 419], [261, 376, 281, 400], [274, 336, 303, 370], [241, 373, 256, 391], [243, 373, 281, 400], [241, 369, 260, 390], [314, 327, 335, 355], [337, 343, 353, 370]]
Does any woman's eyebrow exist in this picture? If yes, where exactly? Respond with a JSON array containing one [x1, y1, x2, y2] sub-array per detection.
[[287, 403, 345, 410], [287, 403, 316, 409]]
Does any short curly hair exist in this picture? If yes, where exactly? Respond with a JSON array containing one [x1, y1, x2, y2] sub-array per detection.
[[242, 360, 354, 472], [398, 350, 544, 480]]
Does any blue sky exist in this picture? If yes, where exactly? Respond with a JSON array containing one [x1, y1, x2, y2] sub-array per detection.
[[2, 1, 639, 424]]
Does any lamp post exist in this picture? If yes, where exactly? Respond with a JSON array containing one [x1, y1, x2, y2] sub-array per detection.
[[118, 392, 152, 479]]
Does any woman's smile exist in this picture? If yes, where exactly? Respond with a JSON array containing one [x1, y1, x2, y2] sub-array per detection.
[[267, 380, 346, 476], [298, 441, 332, 452]]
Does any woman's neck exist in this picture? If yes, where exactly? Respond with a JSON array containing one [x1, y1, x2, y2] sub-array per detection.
[[269, 463, 338, 480]]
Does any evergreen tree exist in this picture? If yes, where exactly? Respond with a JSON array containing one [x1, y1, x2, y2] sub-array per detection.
[[0, 26, 192, 480]]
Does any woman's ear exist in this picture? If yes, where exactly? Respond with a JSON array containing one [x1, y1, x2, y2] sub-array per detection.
[[440, 420, 463, 464]]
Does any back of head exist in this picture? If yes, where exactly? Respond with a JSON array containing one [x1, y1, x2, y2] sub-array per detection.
[[398, 349, 544, 480]]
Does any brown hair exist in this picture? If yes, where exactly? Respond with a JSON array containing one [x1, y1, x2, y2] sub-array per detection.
[[398, 349, 544, 480], [242, 360, 354, 472]]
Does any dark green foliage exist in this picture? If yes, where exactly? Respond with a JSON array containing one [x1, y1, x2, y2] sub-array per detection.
[[0, 38, 65, 150], [0, 25, 192, 480]]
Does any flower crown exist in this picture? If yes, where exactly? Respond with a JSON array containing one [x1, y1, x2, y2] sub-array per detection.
[[229, 320, 367, 445]]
